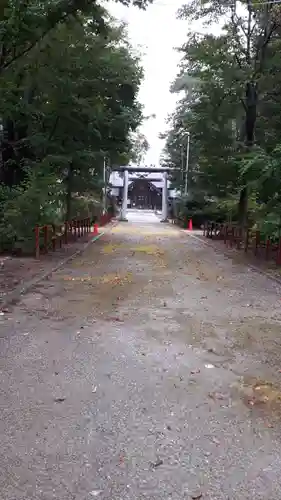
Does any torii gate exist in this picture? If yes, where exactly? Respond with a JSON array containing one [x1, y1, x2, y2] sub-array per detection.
[[113, 166, 176, 222]]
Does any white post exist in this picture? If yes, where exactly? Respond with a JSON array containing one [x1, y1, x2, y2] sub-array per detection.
[[161, 171, 168, 222], [184, 132, 190, 196], [120, 169, 129, 221]]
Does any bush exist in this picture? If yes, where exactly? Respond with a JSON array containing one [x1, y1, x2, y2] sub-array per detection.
[[70, 196, 103, 223], [0, 170, 61, 253], [173, 196, 233, 228]]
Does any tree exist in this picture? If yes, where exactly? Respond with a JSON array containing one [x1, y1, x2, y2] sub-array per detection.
[[0, 1, 148, 251], [0, 0, 151, 187], [129, 130, 149, 165], [164, 0, 281, 232]]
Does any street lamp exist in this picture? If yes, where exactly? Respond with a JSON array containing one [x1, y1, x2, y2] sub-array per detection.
[[184, 132, 190, 196]]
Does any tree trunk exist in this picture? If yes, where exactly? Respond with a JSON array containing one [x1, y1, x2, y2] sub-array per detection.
[[239, 81, 257, 230], [238, 185, 248, 228]]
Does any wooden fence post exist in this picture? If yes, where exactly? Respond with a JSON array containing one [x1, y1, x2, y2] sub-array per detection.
[[244, 229, 249, 252], [223, 224, 227, 244], [254, 231, 260, 256]]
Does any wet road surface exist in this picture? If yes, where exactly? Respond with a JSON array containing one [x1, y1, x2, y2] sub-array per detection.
[[1, 211, 281, 499]]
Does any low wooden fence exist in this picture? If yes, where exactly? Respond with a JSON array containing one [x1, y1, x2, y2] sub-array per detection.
[[34, 213, 115, 258], [35, 218, 91, 259], [203, 221, 281, 265]]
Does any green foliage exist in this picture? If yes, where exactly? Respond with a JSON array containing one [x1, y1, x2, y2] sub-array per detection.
[[0, 0, 149, 252], [0, 168, 61, 252], [164, 0, 281, 235]]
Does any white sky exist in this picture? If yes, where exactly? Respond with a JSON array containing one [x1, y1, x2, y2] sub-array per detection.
[[108, 0, 189, 166]]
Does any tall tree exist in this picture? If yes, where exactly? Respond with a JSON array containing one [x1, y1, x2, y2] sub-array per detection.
[[164, 0, 281, 229], [0, 2, 147, 250]]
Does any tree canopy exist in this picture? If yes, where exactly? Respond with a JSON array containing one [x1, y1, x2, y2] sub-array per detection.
[[163, 0, 281, 234], [0, 0, 151, 251]]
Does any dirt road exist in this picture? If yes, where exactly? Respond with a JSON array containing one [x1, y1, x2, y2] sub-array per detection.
[[1, 211, 281, 499]]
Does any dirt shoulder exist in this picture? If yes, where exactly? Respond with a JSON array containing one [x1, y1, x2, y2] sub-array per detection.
[[0, 232, 95, 308], [191, 229, 281, 283]]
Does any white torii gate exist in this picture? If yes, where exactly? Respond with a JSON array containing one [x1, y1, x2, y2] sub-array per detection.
[[115, 167, 171, 222]]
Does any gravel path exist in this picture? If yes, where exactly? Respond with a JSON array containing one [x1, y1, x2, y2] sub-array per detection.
[[1, 212, 281, 499]]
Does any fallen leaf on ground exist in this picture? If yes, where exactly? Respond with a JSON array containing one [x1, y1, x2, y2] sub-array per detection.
[[90, 490, 102, 497], [211, 437, 220, 445], [150, 458, 163, 468], [106, 317, 124, 322], [208, 392, 226, 401]]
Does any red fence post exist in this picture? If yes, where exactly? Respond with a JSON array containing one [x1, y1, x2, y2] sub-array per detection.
[[229, 227, 233, 247], [244, 229, 249, 253], [224, 224, 227, 244], [35, 225, 40, 259], [236, 227, 241, 250]]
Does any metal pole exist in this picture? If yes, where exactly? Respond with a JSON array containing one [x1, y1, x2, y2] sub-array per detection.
[[120, 169, 129, 221], [181, 146, 184, 195], [161, 171, 168, 222], [184, 132, 190, 196]]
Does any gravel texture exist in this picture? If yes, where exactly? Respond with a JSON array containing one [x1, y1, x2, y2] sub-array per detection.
[[1, 210, 281, 499]]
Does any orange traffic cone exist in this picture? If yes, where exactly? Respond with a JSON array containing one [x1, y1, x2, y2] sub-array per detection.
[[93, 223, 99, 236], [188, 219, 193, 230]]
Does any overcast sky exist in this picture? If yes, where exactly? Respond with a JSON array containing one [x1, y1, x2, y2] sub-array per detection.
[[108, 0, 188, 166]]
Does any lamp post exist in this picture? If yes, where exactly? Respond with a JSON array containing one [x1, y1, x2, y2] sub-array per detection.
[[184, 132, 190, 196]]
